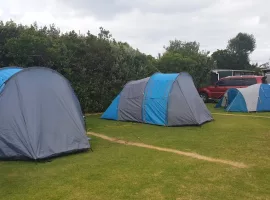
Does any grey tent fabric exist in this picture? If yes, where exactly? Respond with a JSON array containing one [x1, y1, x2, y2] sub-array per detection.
[[167, 77, 198, 125], [118, 77, 150, 122], [168, 73, 213, 126], [0, 67, 90, 160]]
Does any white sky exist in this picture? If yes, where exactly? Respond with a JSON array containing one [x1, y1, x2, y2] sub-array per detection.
[[1, 0, 270, 64]]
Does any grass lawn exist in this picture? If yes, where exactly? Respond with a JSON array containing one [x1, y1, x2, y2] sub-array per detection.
[[1, 104, 270, 200]]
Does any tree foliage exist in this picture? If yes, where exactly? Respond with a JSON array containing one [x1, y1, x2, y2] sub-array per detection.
[[0, 20, 156, 112], [158, 40, 215, 87], [0, 21, 259, 112], [212, 32, 257, 70], [211, 49, 251, 70], [227, 32, 256, 54], [164, 40, 201, 56]]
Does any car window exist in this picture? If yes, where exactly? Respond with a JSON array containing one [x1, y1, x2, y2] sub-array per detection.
[[216, 78, 244, 86], [229, 78, 244, 86], [243, 78, 257, 86], [216, 80, 225, 86], [216, 79, 231, 86]]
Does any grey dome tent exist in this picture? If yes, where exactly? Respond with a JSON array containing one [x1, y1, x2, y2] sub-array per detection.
[[0, 67, 90, 160], [102, 72, 213, 126]]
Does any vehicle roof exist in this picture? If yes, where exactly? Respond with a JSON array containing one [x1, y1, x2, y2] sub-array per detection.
[[220, 75, 263, 80], [212, 69, 255, 72]]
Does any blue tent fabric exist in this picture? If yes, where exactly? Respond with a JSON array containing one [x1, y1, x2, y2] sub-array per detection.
[[0, 67, 90, 160], [227, 89, 239, 106], [215, 88, 239, 109], [102, 94, 120, 120], [216, 83, 270, 112], [215, 97, 223, 108], [101, 72, 213, 126], [0, 67, 22, 92], [257, 84, 270, 111], [226, 92, 248, 112], [215, 96, 223, 108], [143, 73, 178, 125]]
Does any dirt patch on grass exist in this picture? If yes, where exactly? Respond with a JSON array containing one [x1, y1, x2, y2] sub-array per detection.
[[87, 132, 248, 169]]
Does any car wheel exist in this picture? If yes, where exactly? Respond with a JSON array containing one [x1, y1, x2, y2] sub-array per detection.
[[199, 92, 208, 103]]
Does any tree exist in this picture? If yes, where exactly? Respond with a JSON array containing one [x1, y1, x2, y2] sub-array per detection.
[[0, 20, 156, 112], [227, 32, 256, 54], [164, 40, 200, 56], [211, 49, 231, 69], [0, 20, 26, 66], [212, 32, 257, 70], [158, 39, 215, 87], [211, 49, 250, 70]]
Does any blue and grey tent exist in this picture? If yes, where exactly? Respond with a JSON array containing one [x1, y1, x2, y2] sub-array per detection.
[[101, 72, 213, 126], [0, 67, 90, 160], [215, 83, 270, 112]]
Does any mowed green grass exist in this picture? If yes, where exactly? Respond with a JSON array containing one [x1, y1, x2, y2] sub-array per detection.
[[1, 104, 270, 200]]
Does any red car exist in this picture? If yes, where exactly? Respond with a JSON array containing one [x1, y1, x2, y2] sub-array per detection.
[[198, 75, 266, 102]]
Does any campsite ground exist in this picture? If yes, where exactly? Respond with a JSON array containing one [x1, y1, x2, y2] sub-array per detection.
[[1, 104, 270, 200]]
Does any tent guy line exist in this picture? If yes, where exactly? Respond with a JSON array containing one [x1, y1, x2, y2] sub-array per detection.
[[87, 131, 248, 169]]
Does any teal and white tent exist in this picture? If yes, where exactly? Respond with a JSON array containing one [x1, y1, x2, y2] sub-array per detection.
[[215, 83, 270, 112]]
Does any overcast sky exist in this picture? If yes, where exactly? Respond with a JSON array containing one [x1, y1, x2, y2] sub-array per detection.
[[0, 0, 269, 64]]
